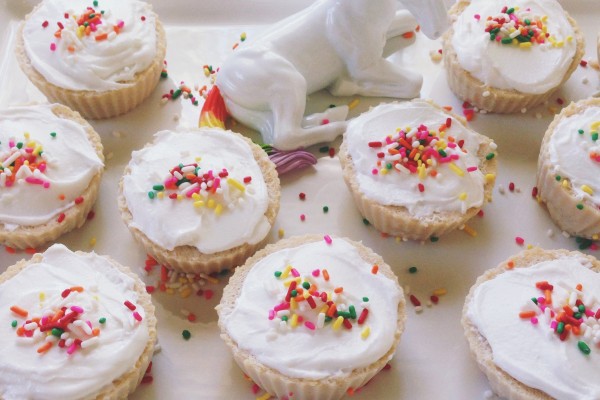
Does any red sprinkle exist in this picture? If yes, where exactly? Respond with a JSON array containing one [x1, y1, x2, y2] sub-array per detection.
[[328, 148, 335, 157], [204, 289, 214, 300], [509, 182, 515, 192], [141, 376, 153, 384], [368, 141, 383, 148], [299, 192, 306, 200], [61, 288, 71, 298], [87, 210, 95, 220], [145, 286, 155, 294], [515, 236, 525, 245], [532, 186, 538, 197], [409, 294, 421, 307], [74, 196, 84, 205], [243, 176, 252, 184], [477, 210, 485, 217], [300, 214, 306, 221], [57, 213, 66, 223], [5, 246, 16, 254], [418, 183, 425, 193], [342, 318, 353, 330], [124, 300, 137, 311], [357, 308, 369, 325], [580, 59, 588, 67], [42, 20, 49, 28], [430, 295, 439, 304]]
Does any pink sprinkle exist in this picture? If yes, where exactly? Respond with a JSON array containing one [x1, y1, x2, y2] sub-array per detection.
[[133, 312, 142, 322], [274, 302, 290, 312], [67, 343, 78, 355], [268, 309, 275, 320], [474, 14, 481, 20], [550, 320, 558, 330], [515, 236, 525, 245], [117, 20, 125, 29], [300, 214, 306, 221], [70, 306, 84, 313], [324, 235, 332, 244], [43, 182, 50, 189], [50, 43, 57, 51], [291, 268, 300, 278], [530, 317, 538, 324], [467, 166, 478, 172], [304, 321, 316, 330], [311, 269, 320, 277], [371, 169, 378, 175], [321, 119, 330, 125], [57, 22, 64, 30]]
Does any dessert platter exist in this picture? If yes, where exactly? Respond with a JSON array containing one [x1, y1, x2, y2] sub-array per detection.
[[0, 0, 599, 398]]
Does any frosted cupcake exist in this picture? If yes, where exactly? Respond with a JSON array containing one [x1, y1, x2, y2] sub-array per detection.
[[443, 0, 584, 113], [0, 243, 156, 399], [217, 234, 405, 400], [0, 104, 104, 249], [119, 128, 280, 274], [536, 98, 600, 239], [339, 100, 497, 241], [16, 0, 166, 119], [463, 248, 600, 399]]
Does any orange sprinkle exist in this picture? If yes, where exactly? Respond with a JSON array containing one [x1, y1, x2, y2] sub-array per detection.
[[37, 342, 53, 354], [443, 106, 453, 111], [415, 25, 421, 32], [371, 265, 379, 274], [565, 324, 572, 332], [545, 289, 552, 305], [67, 45, 75, 53], [10, 305, 28, 318], [326, 303, 337, 318], [51, 309, 65, 323], [113, 25, 121, 34], [16, 327, 24, 337], [334, 287, 344, 294], [232, 42, 239, 50], [92, 328, 100, 336], [507, 260, 515, 269], [429, 170, 438, 178], [576, 283, 583, 291], [54, 29, 62, 38], [70, 286, 84, 293], [519, 311, 536, 319], [322, 269, 330, 281], [402, 31, 414, 39], [59, 194, 66, 200], [347, 387, 356, 396], [563, 305, 574, 316], [95, 32, 108, 41], [409, 147, 418, 160]]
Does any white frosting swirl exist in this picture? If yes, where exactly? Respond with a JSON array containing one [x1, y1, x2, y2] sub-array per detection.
[[0, 244, 149, 400], [468, 257, 600, 400], [345, 101, 489, 218], [0, 104, 104, 229], [122, 129, 271, 253], [548, 106, 600, 206], [222, 238, 402, 379], [451, 0, 576, 94], [22, 0, 158, 91]]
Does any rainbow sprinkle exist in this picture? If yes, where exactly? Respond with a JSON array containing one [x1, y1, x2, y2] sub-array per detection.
[[268, 266, 372, 338], [147, 161, 251, 216], [482, 6, 569, 48], [519, 280, 600, 355], [0, 134, 49, 188]]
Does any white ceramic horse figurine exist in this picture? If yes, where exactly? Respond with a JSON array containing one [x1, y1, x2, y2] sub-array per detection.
[[211, 0, 448, 150]]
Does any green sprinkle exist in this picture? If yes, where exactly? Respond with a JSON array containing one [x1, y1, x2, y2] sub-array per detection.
[[408, 266, 418, 274], [578, 340, 591, 355], [160, 71, 168, 78], [507, 7, 515, 14], [83, 21, 89, 27], [555, 175, 561, 181], [362, 218, 370, 226], [438, 149, 447, 157], [319, 146, 330, 153], [50, 132, 57, 138], [486, 152, 495, 160], [592, 132, 599, 141], [89, 13, 95, 19], [152, 184, 165, 191], [578, 129, 584, 135], [324, 316, 332, 323], [281, 316, 288, 322], [328, 104, 336, 109], [386, 163, 392, 170], [430, 236, 439, 242], [16, 142, 23, 149], [531, 297, 538, 305], [573, 312, 582, 319], [291, 290, 298, 297], [11, 320, 17, 328], [557, 321, 565, 334], [93, 0, 98, 6], [51, 328, 64, 337], [362, 297, 369, 302], [349, 305, 357, 319], [501, 37, 513, 45], [148, 191, 155, 199], [172, 89, 182, 100], [577, 237, 593, 250], [182, 330, 191, 340], [337, 311, 351, 318], [302, 282, 310, 289], [323, 206, 329, 213], [524, 18, 531, 25], [99, 317, 106, 324], [576, 203, 584, 210], [274, 271, 282, 278], [578, 305, 586, 313], [490, 33, 496, 41]]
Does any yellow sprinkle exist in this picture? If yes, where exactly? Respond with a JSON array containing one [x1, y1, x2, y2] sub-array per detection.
[[320, 305, 329, 314], [581, 185, 594, 195], [203, 67, 210, 77], [519, 42, 532, 49], [462, 225, 477, 237], [281, 265, 292, 279], [459, 192, 467, 201], [157, 192, 164, 199], [290, 313, 298, 327], [593, 234, 599, 240], [380, 168, 388, 175], [395, 236, 402, 243], [290, 298, 298, 311], [199, 273, 219, 285], [89, 237, 97, 247], [527, 244, 533, 249], [303, 290, 310, 299], [240, 32, 247, 41], [555, 41, 564, 48], [193, 200, 205, 208], [448, 162, 465, 177], [39, 292, 45, 302], [195, 156, 202, 162], [207, 199, 215, 208], [227, 178, 246, 192], [166, 288, 174, 295], [191, 193, 201, 200], [432, 288, 447, 296], [180, 287, 192, 298], [562, 179, 570, 188], [214, 203, 223, 216], [348, 98, 360, 110], [542, 15, 548, 22], [332, 316, 344, 330], [177, 194, 183, 201], [485, 174, 496, 183], [418, 164, 427, 180], [256, 393, 272, 400], [361, 326, 371, 339], [24, 132, 30, 139], [278, 228, 285, 238], [591, 121, 600, 130], [77, 25, 85, 38], [566, 36, 573, 42]]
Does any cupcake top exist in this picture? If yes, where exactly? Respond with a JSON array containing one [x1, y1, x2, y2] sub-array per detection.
[[0, 244, 150, 400], [0, 104, 103, 230], [548, 105, 600, 207], [467, 254, 600, 399], [451, 0, 577, 94], [344, 101, 494, 218], [22, 0, 158, 91], [221, 237, 402, 379], [122, 128, 271, 253]]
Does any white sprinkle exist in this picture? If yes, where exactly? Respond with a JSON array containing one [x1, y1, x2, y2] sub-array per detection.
[[561, 231, 571, 238], [81, 337, 99, 349], [498, 185, 505, 194], [482, 90, 491, 97], [24, 322, 38, 331], [415, 306, 423, 314], [546, 229, 554, 238]]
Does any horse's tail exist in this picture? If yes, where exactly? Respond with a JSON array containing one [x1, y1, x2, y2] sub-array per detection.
[[199, 85, 228, 129]]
